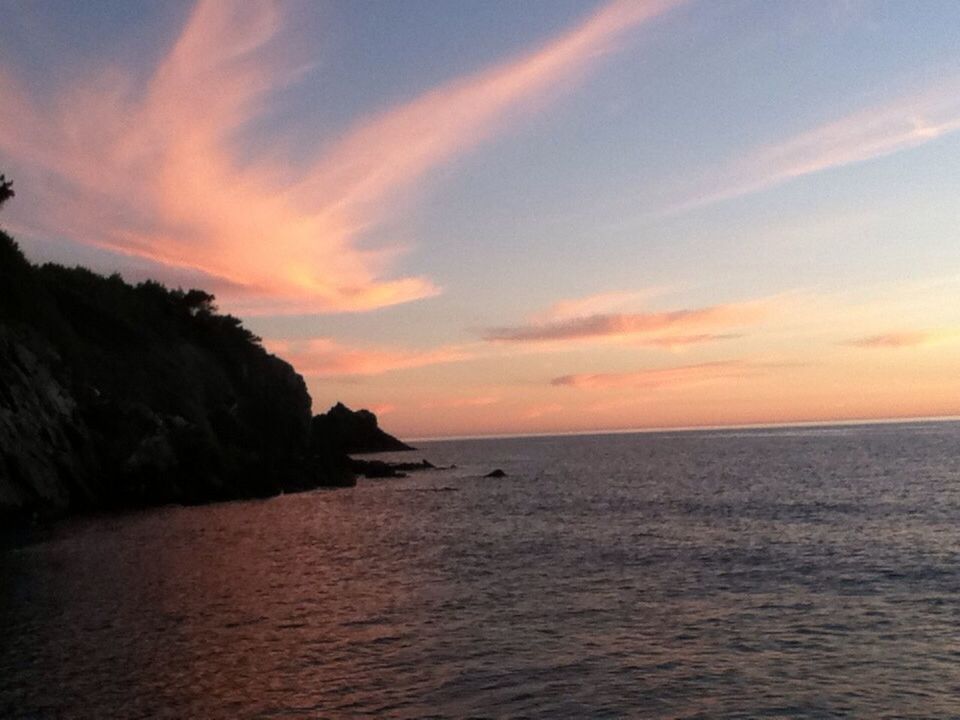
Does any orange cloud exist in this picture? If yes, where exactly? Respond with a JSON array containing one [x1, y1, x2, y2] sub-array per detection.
[[521, 403, 565, 420], [264, 338, 471, 377], [843, 329, 959, 349], [368, 403, 396, 416], [671, 78, 960, 212], [533, 289, 665, 322], [0, 0, 682, 314], [640, 333, 741, 348], [552, 360, 759, 389], [420, 395, 501, 410], [485, 301, 766, 343]]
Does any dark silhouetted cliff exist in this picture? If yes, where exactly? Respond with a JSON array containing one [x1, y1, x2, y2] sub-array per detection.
[[0, 229, 408, 522]]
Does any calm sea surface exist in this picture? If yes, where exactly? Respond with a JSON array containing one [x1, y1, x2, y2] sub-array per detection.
[[3, 421, 960, 718]]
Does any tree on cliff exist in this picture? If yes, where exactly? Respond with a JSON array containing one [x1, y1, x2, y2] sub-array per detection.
[[182, 289, 217, 316], [0, 174, 13, 210]]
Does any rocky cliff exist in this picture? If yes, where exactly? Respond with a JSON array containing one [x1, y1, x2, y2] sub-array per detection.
[[0, 229, 407, 522]]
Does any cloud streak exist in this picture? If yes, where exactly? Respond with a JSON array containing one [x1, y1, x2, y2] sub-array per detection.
[[532, 289, 665, 322], [672, 78, 960, 212], [552, 360, 760, 389], [641, 333, 741, 348], [485, 300, 766, 343], [0, 0, 682, 314], [264, 337, 472, 377], [420, 395, 502, 410], [843, 329, 959, 349]]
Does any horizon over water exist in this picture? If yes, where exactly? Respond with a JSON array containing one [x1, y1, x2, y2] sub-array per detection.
[[3, 420, 960, 717], [404, 414, 960, 443]]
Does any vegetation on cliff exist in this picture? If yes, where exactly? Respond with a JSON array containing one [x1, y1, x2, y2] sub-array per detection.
[[0, 209, 410, 520]]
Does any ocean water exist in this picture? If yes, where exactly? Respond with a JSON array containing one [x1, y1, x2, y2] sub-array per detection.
[[3, 421, 960, 718]]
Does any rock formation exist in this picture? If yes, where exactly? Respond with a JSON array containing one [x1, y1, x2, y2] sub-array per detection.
[[312, 402, 414, 455], [0, 229, 410, 522]]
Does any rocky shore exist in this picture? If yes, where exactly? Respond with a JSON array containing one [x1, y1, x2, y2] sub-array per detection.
[[0, 228, 413, 523]]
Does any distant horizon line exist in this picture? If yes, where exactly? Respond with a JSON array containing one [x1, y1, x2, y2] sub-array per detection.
[[405, 413, 960, 443]]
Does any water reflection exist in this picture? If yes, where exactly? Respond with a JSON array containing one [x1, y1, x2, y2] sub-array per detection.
[[3, 422, 960, 718]]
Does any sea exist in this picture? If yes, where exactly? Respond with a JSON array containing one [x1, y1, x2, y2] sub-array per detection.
[[2, 420, 960, 719]]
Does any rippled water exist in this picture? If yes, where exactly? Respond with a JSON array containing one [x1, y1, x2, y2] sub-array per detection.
[[3, 421, 960, 718]]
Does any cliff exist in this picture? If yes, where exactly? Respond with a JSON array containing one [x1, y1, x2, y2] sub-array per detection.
[[0, 229, 407, 522]]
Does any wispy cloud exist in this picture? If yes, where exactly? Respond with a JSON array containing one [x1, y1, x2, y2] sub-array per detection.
[[521, 403, 564, 420], [843, 329, 959, 349], [420, 395, 501, 410], [368, 403, 396, 416], [264, 337, 472, 377], [551, 359, 760, 389], [533, 289, 666, 322], [0, 0, 682, 314], [641, 333, 741, 348], [485, 300, 766, 343], [672, 78, 960, 212]]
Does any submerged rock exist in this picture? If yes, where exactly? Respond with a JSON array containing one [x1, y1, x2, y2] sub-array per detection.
[[349, 457, 438, 479], [350, 460, 407, 479]]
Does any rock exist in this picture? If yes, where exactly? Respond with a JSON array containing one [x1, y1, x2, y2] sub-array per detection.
[[349, 458, 437, 478], [0, 328, 100, 519], [349, 459, 406, 479], [484, 469, 507, 478], [312, 402, 413, 455], [0, 229, 368, 521]]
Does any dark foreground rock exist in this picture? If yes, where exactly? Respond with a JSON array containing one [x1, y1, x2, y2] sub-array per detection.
[[484, 469, 507, 478], [0, 229, 415, 522]]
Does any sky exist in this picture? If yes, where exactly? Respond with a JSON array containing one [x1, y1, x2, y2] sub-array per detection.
[[1, 0, 960, 439]]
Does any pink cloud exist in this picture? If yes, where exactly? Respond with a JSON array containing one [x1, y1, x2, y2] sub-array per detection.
[[552, 360, 759, 389], [485, 301, 765, 343], [0, 0, 682, 314], [533, 289, 664, 322], [420, 395, 501, 410], [639, 333, 741, 348], [843, 329, 958, 349], [671, 77, 960, 212], [368, 403, 396, 416], [521, 403, 564, 420], [264, 338, 471, 377]]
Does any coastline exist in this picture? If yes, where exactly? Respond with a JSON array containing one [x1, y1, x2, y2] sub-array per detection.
[[0, 228, 414, 522]]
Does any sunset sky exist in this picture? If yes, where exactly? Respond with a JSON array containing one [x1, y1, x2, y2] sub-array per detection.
[[2, 0, 959, 438]]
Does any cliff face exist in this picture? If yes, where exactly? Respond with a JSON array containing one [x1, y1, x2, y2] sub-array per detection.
[[0, 230, 361, 521], [0, 328, 99, 513]]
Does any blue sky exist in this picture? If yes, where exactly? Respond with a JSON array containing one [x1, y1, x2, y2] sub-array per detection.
[[2, 1, 960, 436]]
